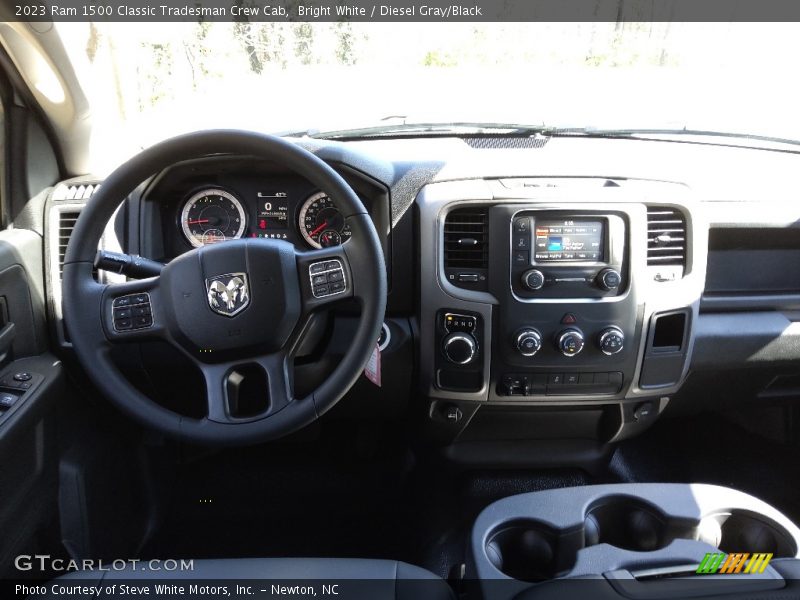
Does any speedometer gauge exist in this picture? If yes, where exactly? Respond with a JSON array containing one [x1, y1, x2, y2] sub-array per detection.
[[180, 189, 247, 248], [298, 191, 352, 249]]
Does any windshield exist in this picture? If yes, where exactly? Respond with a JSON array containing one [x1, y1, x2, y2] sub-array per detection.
[[54, 21, 800, 172]]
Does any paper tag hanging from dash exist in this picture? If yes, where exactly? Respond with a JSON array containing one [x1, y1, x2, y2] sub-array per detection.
[[364, 343, 382, 387]]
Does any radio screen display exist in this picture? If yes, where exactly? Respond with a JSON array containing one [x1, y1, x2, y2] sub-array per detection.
[[534, 219, 604, 261]]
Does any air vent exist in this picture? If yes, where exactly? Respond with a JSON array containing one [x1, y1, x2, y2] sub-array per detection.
[[443, 207, 488, 290], [646, 206, 686, 266], [464, 136, 549, 150], [52, 183, 100, 201], [58, 210, 81, 278]]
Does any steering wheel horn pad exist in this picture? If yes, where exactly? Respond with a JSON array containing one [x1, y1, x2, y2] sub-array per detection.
[[161, 238, 301, 355], [62, 130, 386, 445]]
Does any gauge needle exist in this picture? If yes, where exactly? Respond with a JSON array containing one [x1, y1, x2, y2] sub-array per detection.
[[188, 219, 209, 225], [309, 221, 329, 237]]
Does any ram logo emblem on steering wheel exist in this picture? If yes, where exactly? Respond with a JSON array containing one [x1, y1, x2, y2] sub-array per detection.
[[205, 273, 250, 317]]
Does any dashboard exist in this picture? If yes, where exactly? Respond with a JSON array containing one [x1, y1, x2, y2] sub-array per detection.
[[43, 134, 800, 465]]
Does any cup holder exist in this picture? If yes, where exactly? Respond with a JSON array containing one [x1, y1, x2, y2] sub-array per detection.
[[485, 520, 564, 582], [584, 497, 691, 552], [712, 511, 797, 557]]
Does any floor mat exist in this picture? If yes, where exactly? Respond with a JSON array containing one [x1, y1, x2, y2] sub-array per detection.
[[142, 436, 598, 579]]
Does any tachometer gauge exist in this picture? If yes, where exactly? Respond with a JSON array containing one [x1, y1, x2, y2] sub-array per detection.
[[298, 191, 352, 248], [180, 189, 247, 248]]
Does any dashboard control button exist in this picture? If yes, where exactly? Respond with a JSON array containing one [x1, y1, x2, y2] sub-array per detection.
[[516, 329, 542, 357], [594, 372, 610, 384], [557, 328, 585, 357], [521, 269, 545, 291], [548, 373, 564, 385], [561, 313, 577, 325], [597, 268, 621, 291], [443, 404, 463, 422], [565, 373, 579, 385], [598, 326, 625, 355], [634, 401, 656, 421], [512, 251, 529, 266], [442, 332, 477, 365], [513, 235, 530, 250], [0, 393, 18, 408], [514, 217, 530, 233], [457, 273, 479, 282]]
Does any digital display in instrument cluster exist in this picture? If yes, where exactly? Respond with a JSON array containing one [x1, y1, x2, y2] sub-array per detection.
[[534, 219, 604, 261], [253, 192, 289, 240]]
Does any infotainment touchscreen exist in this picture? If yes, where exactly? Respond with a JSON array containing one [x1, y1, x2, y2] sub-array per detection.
[[534, 219, 604, 261]]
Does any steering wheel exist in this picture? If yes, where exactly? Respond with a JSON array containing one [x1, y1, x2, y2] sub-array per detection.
[[62, 130, 386, 445]]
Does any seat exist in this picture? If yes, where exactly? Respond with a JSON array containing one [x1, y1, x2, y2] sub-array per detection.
[[44, 558, 455, 600]]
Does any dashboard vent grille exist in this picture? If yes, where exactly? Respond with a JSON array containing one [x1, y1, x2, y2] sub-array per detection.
[[647, 206, 686, 266], [58, 210, 82, 278], [52, 183, 100, 201], [444, 207, 488, 270], [464, 136, 549, 150]]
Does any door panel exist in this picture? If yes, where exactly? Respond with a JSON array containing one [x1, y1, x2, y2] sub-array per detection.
[[0, 227, 63, 577]]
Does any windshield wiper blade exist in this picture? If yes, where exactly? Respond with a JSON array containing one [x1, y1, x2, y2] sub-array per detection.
[[544, 127, 800, 148], [311, 122, 549, 140]]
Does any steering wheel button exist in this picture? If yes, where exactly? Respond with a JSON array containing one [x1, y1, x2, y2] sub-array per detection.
[[312, 274, 328, 287], [309, 263, 326, 274], [114, 318, 133, 330], [327, 270, 344, 283], [133, 315, 153, 328], [114, 307, 133, 320], [132, 305, 151, 317], [324, 261, 341, 270], [313, 284, 330, 297], [132, 294, 149, 305], [330, 281, 345, 293], [113, 296, 132, 307]]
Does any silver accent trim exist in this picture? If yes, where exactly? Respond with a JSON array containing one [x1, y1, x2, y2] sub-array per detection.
[[308, 260, 347, 298], [378, 322, 391, 352], [112, 292, 153, 332], [443, 332, 477, 365], [557, 329, 585, 357], [516, 329, 542, 357], [598, 326, 625, 355]]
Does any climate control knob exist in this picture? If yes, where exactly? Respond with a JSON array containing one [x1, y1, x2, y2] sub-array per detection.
[[596, 268, 621, 291], [521, 269, 545, 291], [556, 328, 585, 357], [598, 326, 625, 355], [516, 329, 543, 357], [442, 332, 477, 365]]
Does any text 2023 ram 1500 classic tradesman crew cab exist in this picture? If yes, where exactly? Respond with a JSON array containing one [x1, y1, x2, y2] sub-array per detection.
[[3, 18, 800, 600]]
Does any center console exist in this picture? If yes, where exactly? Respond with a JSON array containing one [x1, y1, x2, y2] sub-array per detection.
[[418, 179, 707, 454], [468, 484, 800, 600]]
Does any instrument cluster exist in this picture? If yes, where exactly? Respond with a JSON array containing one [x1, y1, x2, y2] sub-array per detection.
[[177, 183, 353, 250]]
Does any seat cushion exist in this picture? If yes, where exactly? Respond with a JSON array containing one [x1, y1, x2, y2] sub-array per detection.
[[44, 558, 454, 600]]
